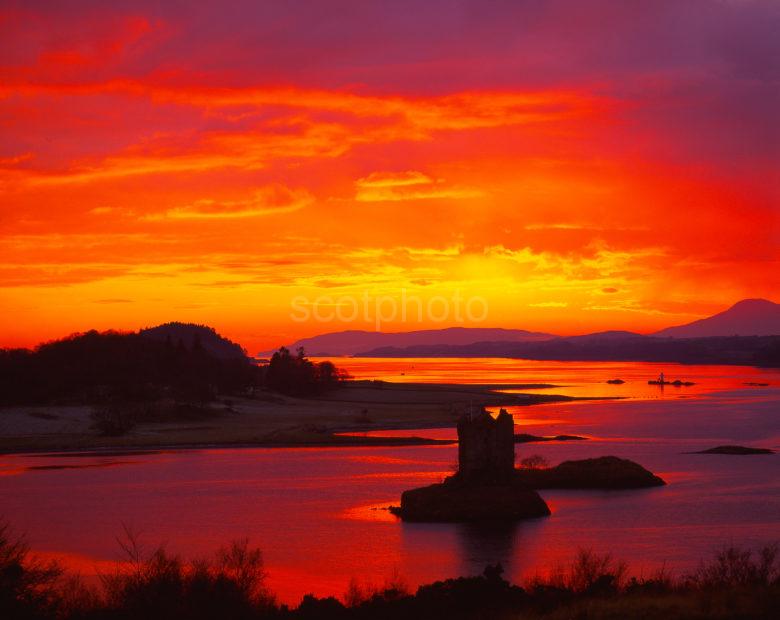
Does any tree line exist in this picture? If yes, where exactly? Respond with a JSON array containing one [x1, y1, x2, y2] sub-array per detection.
[[0, 328, 348, 409]]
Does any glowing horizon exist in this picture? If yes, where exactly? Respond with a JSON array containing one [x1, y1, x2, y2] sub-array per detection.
[[1, 1, 778, 353]]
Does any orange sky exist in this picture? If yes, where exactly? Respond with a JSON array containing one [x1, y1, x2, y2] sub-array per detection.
[[1, 1, 778, 353]]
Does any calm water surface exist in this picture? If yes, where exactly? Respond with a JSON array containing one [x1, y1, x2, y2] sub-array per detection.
[[1, 359, 779, 604]]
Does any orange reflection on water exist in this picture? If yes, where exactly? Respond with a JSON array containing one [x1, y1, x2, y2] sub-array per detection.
[[340, 502, 399, 523], [323, 358, 777, 401], [654, 470, 698, 484], [344, 455, 422, 465], [337, 428, 456, 440], [352, 470, 452, 481], [0, 458, 28, 476]]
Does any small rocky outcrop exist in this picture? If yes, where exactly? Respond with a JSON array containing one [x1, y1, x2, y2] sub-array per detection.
[[514, 456, 666, 489], [648, 380, 695, 386], [692, 445, 774, 455], [514, 433, 587, 443]]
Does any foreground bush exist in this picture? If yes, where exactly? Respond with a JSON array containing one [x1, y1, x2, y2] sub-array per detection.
[[97, 529, 275, 620], [0, 521, 62, 620], [1, 522, 778, 619]]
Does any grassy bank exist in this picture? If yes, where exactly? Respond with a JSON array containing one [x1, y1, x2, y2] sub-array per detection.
[[2, 521, 777, 619]]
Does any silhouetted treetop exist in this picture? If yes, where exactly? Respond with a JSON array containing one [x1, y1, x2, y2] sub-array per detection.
[[0, 327, 257, 406], [0, 327, 351, 406], [265, 347, 349, 396], [140, 322, 247, 360]]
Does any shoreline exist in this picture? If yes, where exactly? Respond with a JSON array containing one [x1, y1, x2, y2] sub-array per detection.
[[0, 435, 458, 458], [0, 380, 608, 457]]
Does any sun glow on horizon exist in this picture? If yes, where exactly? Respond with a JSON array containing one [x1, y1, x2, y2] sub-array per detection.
[[1, 2, 778, 353]]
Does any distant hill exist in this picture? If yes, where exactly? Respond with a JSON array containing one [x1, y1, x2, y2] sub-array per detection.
[[561, 330, 643, 343], [269, 327, 557, 357], [654, 299, 780, 338], [263, 298, 780, 365], [141, 322, 247, 360], [357, 334, 780, 367]]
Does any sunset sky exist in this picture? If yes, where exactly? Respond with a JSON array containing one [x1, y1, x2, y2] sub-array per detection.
[[1, 0, 778, 353]]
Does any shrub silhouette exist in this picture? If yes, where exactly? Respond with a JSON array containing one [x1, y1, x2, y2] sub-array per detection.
[[1, 522, 778, 620], [100, 528, 274, 620], [518, 454, 549, 470], [0, 521, 62, 620], [686, 543, 779, 588], [525, 549, 628, 596]]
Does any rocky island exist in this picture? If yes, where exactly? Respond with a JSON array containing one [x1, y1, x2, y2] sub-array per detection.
[[514, 456, 666, 489], [391, 409, 666, 522], [391, 409, 551, 521], [691, 445, 775, 455]]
